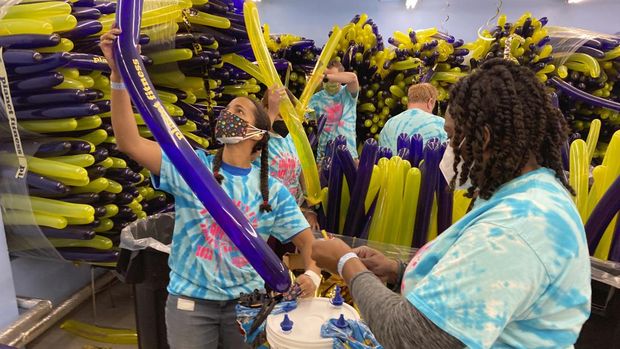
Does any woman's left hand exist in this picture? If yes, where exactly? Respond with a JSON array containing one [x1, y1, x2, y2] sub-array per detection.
[[311, 239, 353, 275], [296, 274, 317, 298]]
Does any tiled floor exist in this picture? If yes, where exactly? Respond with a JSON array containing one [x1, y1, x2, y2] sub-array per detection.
[[29, 281, 138, 349]]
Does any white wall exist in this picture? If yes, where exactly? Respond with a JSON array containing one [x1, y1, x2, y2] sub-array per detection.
[[256, 0, 620, 46]]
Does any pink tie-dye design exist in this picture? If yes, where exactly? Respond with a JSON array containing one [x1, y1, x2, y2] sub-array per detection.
[[401, 241, 434, 293], [195, 202, 258, 268], [269, 152, 301, 198], [323, 102, 344, 133]]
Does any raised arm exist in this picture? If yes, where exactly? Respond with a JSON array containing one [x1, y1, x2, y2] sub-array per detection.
[[325, 72, 360, 95], [100, 29, 162, 175]]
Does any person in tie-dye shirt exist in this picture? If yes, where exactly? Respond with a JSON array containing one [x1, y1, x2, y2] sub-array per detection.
[[101, 30, 321, 349], [311, 58, 591, 349], [309, 60, 360, 164], [379, 83, 448, 152], [260, 87, 321, 258]]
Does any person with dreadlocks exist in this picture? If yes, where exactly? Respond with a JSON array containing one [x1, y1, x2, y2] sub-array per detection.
[[101, 29, 320, 349], [310, 58, 591, 348]]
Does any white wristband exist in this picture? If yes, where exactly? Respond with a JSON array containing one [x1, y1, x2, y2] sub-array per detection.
[[337, 252, 359, 278], [111, 81, 126, 90], [303, 270, 322, 288]]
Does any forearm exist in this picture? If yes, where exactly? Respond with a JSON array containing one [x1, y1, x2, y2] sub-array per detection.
[[292, 229, 321, 274], [326, 72, 357, 84], [110, 73, 144, 154], [349, 272, 463, 349], [110, 73, 162, 174]]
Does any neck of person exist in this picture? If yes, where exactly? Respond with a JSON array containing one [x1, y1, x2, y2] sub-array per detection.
[[520, 154, 541, 175], [407, 103, 429, 113], [222, 143, 254, 168]]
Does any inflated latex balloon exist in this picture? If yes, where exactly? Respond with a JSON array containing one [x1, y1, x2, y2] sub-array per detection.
[[244, 1, 321, 205]]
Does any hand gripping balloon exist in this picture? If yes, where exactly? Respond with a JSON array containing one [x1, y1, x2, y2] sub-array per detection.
[[244, 1, 321, 205], [114, 0, 291, 292]]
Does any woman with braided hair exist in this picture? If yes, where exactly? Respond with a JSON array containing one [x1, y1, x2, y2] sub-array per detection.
[[101, 29, 320, 349], [311, 58, 591, 348]]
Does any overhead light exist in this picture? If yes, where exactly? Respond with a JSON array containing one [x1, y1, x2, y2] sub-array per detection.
[[567, 0, 585, 3], [406, 0, 418, 9]]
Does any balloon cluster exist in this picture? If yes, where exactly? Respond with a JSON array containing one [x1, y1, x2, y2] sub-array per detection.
[[319, 134, 472, 248]]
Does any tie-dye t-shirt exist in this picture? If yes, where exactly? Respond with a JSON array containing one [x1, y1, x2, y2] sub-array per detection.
[[309, 86, 359, 163], [401, 168, 591, 349], [255, 133, 303, 205], [378, 108, 447, 153], [153, 150, 309, 301]]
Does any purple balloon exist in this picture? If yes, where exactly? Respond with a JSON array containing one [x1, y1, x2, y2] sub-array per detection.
[[397, 147, 410, 160], [397, 133, 411, 153], [336, 144, 357, 191], [58, 248, 119, 263], [72, 7, 102, 20], [0, 34, 60, 49], [41, 227, 96, 240], [27, 173, 69, 195], [409, 134, 424, 167], [63, 20, 103, 40], [585, 176, 620, 254], [412, 142, 441, 248], [16, 103, 100, 121], [114, 0, 291, 293], [432, 32, 455, 44], [551, 77, 620, 112], [435, 145, 453, 235], [9, 72, 64, 91], [608, 220, 620, 262], [3, 50, 42, 65], [343, 139, 378, 237], [66, 53, 112, 72], [326, 145, 345, 234], [8, 52, 71, 76]]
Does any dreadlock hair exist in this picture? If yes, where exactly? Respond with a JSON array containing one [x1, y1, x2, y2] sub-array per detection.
[[447, 58, 573, 201], [212, 97, 273, 213]]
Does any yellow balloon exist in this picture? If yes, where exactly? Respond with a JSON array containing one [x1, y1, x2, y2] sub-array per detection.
[[54, 76, 84, 90], [60, 320, 137, 345], [20, 118, 78, 133], [77, 75, 95, 89], [0, 19, 53, 35], [48, 154, 95, 168], [102, 204, 119, 218], [70, 178, 110, 194], [105, 179, 123, 194], [58, 68, 80, 80], [392, 58, 422, 71], [586, 119, 601, 165], [188, 11, 231, 29], [97, 157, 113, 169], [244, 1, 321, 205], [397, 167, 421, 247], [50, 235, 112, 250], [156, 90, 179, 104], [65, 215, 95, 225], [296, 25, 345, 118], [25, 155, 88, 183], [94, 218, 114, 233], [150, 48, 193, 65], [4, 2, 71, 18], [46, 14, 77, 33], [3, 210, 67, 229], [365, 164, 382, 213], [569, 139, 589, 222], [79, 129, 109, 146], [74, 116, 102, 131], [38, 38, 74, 53]]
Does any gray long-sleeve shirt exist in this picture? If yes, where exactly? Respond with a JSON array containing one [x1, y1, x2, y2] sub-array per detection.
[[350, 271, 464, 349]]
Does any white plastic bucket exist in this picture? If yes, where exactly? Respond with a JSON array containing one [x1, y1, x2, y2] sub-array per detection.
[[265, 297, 360, 349]]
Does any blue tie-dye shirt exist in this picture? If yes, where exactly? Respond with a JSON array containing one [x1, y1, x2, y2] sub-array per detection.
[[153, 150, 309, 301], [255, 133, 303, 205], [402, 168, 591, 349], [378, 108, 447, 153], [309, 86, 359, 163]]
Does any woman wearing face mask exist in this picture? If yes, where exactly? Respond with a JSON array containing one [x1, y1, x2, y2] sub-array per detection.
[[311, 58, 591, 349], [100, 29, 321, 349]]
